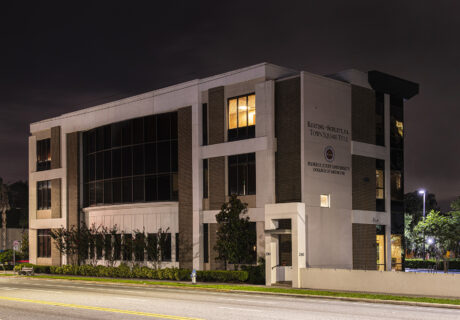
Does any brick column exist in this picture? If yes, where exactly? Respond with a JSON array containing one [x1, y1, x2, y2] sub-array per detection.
[[51, 126, 61, 169], [178, 107, 193, 269], [67, 132, 79, 229]]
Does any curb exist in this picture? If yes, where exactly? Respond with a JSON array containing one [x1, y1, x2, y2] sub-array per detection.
[[6, 275, 460, 310]]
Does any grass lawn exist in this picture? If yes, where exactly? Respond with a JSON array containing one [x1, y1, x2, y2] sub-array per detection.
[[2, 273, 458, 306]]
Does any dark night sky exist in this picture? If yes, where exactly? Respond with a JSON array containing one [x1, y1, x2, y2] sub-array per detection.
[[1, 1, 459, 210]]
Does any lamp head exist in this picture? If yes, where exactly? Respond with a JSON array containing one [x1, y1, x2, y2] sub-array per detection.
[[418, 189, 426, 195]]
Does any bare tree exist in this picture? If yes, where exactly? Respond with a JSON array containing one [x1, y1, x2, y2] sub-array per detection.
[[0, 179, 10, 250]]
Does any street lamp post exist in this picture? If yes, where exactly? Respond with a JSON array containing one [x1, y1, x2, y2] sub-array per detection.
[[418, 190, 426, 260]]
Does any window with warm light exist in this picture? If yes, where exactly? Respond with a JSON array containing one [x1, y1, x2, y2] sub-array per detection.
[[320, 194, 330, 208], [228, 93, 255, 141], [376, 159, 385, 211], [395, 120, 403, 137]]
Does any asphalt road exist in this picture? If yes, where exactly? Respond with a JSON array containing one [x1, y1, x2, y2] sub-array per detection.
[[0, 277, 458, 320]]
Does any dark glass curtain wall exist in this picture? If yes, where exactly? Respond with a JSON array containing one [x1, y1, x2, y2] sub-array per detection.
[[83, 112, 178, 206]]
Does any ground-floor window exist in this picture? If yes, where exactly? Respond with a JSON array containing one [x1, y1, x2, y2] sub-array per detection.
[[391, 234, 403, 271], [37, 229, 51, 258], [376, 225, 386, 271]]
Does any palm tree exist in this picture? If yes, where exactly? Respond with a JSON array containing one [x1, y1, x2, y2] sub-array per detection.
[[0, 178, 10, 250]]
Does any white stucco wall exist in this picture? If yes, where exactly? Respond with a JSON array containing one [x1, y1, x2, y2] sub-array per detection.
[[300, 268, 460, 298], [301, 72, 353, 269]]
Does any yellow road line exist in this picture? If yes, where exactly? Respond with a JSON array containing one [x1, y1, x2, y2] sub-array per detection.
[[0, 295, 203, 320]]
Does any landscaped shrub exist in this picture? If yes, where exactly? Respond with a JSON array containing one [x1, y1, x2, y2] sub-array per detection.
[[17, 263, 251, 283], [405, 259, 460, 269], [196, 270, 248, 283], [14, 263, 51, 273], [241, 258, 265, 284]]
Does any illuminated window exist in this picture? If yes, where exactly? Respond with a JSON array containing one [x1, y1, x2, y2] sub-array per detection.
[[37, 139, 51, 171], [391, 234, 403, 271], [376, 159, 385, 212], [376, 170, 384, 199], [228, 98, 238, 130], [228, 93, 255, 141], [395, 120, 403, 137], [376, 225, 386, 271], [320, 194, 330, 208]]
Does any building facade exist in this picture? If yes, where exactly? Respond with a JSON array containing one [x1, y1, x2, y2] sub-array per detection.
[[28, 63, 418, 284]]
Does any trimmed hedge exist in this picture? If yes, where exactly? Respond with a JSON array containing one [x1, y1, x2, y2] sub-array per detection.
[[14, 263, 262, 283], [405, 259, 460, 269], [14, 263, 51, 274], [43, 264, 249, 283]]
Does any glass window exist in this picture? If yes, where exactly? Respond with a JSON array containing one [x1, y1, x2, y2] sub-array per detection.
[[144, 116, 156, 142], [203, 224, 209, 263], [320, 194, 330, 208], [96, 153, 104, 180], [157, 113, 170, 141], [157, 174, 170, 201], [248, 94, 256, 126], [95, 181, 103, 204], [202, 103, 208, 145], [175, 233, 180, 262], [238, 96, 248, 127], [228, 93, 255, 141], [376, 160, 385, 212], [228, 99, 238, 130], [122, 178, 132, 203], [145, 175, 157, 202], [112, 149, 121, 178], [104, 181, 112, 204], [36, 139, 51, 171], [134, 232, 145, 261], [123, 234, 133, 261], [103, 150, 111, 179], [133, 176, 144, 202], [147, 233, 158, 261], [121, 120, 132, 146], [104, 234, 112, 260], [133, 118, 144, 144], [122, 234, 133, 261], [133, 145, 144, 175], [96, 127, 104, 151], [391, 171, 403, 201], [122, 147, 132, 176], [113, 234, 121, 260], [37, 181, 51, 210], [228, 153, 256, 196], [279, 234, 292, 266], [83, 112, 178, 207], [375, 92, 384, 146], [96, 234, 104, 259], [161, 233, 172, 261], [37, 229, 51, 258], [203, 159, 208, 199], [391, 234, 403, 271], [376, 225, 386, 271], [112, 179, 122, 203], [376, 170, 384, 199]]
